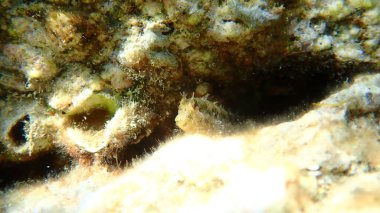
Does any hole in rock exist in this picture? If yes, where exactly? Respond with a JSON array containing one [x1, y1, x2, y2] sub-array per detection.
[[210, 54, 366, 123], [68, 108, 113, 131], [8, 115, 29, 146]]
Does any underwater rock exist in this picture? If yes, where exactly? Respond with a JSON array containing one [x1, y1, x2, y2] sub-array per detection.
[[0, 96, 54, 163], [3, 73, 380, 212], [2, 43, 58, 90], [45, 64, 158, 161], [0, 0, 379, 212], [310, 173, 380, 212], [175, 96, 231, 134], [1, 137, 314, 213]]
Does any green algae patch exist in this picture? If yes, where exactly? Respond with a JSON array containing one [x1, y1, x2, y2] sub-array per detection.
[[66, 93, 118, 117]]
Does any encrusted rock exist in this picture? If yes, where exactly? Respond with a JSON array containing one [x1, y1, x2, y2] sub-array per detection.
[[0, 97, 55, 162], [0, 0, 379, 211]]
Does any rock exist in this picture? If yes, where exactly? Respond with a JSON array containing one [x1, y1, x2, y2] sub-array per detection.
[[2, 73, 380, 212], [0, 0, 379, 212], [310, 173, 380, 212]]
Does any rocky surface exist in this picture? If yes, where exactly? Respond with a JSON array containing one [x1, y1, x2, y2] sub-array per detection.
[[0, 0, 379, 212], [2, 73, 380, 212]]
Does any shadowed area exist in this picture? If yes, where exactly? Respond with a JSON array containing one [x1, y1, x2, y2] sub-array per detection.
[[0, 152, 72, 190], [67, 108, 113, 131], [210, 54, 371, 123], [8, 115, 29, 146]]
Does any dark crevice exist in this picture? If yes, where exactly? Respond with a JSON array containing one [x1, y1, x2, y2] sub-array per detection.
[[0, 152, 72, 190], [208, 54, 371, 123], [8, 115, 29, 146]]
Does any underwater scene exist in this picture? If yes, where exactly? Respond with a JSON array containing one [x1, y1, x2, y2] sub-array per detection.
[[0, 0, 379, 212]]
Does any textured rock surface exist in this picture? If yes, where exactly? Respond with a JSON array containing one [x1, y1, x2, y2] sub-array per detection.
[[2, 73, 380, 212], [0, 0, 379, 212]]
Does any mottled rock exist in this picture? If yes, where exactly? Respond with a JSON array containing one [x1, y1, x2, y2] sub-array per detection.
[[0, 0, 379, 212], [3, 73, 380, 212]]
